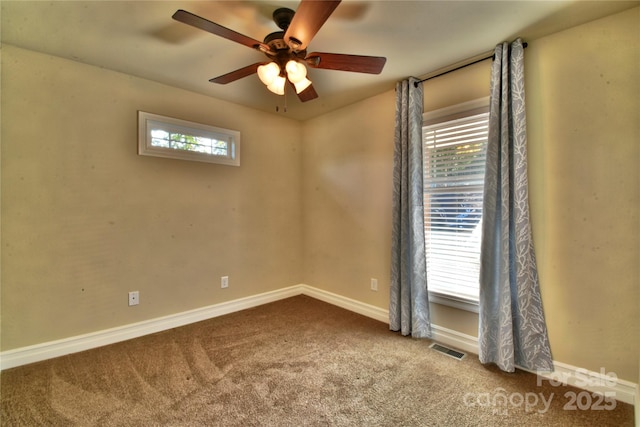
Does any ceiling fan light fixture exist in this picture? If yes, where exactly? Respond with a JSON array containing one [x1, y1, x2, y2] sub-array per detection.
[[285, 60, 312, 94], [267, 75, 287, 95], [257, 62, 281, 86]]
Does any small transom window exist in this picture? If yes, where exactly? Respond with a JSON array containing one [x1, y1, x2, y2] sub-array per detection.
[[138, 111, 240, 166]]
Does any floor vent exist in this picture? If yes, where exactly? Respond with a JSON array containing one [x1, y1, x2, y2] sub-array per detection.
[[429, 343, 466, 360]]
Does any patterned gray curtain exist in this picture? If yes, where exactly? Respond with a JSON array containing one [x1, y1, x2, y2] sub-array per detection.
[[389, 77, 431, 338], [478, 39, 553, 372]]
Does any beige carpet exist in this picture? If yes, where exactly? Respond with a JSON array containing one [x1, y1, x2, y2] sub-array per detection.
[[0, 295, 634, 426]]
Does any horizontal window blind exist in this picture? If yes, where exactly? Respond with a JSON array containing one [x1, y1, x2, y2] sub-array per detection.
[[423, 112, 489, 302]]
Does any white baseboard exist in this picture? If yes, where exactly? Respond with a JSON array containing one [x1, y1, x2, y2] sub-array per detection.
[[430, 324, 480, 355], [529, 361, 637, 406], [635, 384, 640, 427], [0, 285, 302, 371], [1, 284, 637, 407], [298, 285, 389, 323]]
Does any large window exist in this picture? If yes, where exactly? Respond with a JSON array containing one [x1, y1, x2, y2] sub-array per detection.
[[138, 111, 240, 166], [423, 98, 489, 311]]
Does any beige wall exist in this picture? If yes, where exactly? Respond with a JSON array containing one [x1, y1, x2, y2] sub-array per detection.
[[1, 45, 303, 350], [303, 7, 639, 382], [301, 61, 488, 338], [526, 7, 639, 383], [301, 90, 396, 309], [1, 7, 638, 384]]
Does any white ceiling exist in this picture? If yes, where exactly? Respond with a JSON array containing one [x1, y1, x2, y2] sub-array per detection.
[[2, 0, 637, 121]]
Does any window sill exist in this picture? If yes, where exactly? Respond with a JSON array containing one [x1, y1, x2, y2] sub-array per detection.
[[429, 291, 479, 313]]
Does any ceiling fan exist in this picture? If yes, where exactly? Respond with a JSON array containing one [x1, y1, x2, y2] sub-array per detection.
[[172, 0, 386, 102]]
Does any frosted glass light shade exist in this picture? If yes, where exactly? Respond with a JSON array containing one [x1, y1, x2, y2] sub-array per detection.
[[257, 62, 280, 86], [285, 60, 307, 84], [293, 77, 312, 94], [267, 75, 286, 95]]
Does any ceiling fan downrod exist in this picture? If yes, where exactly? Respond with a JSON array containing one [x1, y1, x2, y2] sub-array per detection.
[[273, 8, 295, 31]]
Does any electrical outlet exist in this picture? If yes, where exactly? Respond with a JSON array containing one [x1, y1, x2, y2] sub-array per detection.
[[128, 291, 139, 306], [370, 278, 378, 291], [221, 276, 229, 289]]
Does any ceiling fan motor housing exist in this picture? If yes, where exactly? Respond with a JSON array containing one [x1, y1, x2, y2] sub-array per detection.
[[263, 31, 289, 51], [263, 30, 307, 74]]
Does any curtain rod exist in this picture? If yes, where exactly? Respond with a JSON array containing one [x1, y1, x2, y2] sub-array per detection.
[[414, 42, 528, 87]]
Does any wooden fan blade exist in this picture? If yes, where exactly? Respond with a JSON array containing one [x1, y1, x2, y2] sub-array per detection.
[[306, 52, 386, 74], [209, 63, 262, 84], [172, 9, 269, 52], [285, 80, 318, 102], [296, 83, 319, 102], [284, 0, 341, 51]]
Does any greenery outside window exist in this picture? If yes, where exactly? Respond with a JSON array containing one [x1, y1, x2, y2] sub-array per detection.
[[138, 111, 240, 166], [423, 98, 489, 312]]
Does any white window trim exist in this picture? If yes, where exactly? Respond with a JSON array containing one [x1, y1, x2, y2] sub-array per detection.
[[429, 292, 479, 313], [423, 96, 489, 123], [423, 97, 490, 313], [138, 111, 240, 166]]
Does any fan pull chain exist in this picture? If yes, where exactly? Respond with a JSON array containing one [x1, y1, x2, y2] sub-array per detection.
[[284, 90, 288, 113], [275, 89, 288, 113]]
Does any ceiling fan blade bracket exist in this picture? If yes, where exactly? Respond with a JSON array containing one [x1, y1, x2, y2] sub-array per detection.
[[288, 37, 303, 52], [306, 56, 321, 67], [256, 43, 274, 54]]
